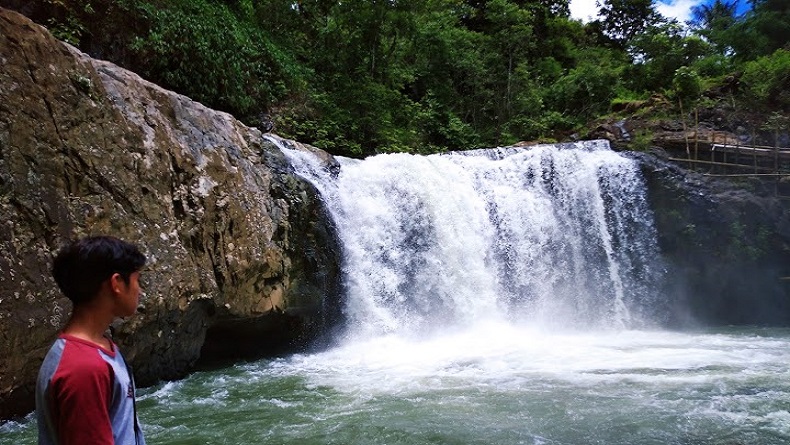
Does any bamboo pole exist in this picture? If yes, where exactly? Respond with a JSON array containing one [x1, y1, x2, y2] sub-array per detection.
[[695, 108, 700, 169], [753, 128, 758, 173], [775, 127, 780, 196], [712, 144, 790, 158], [776, 128, 780, 171], [703, 173, 790, 177], [735, 135, 740, 164], [680, 98, 691, 169], [667, 157, 777, 172], [722, 132, 728, 174]]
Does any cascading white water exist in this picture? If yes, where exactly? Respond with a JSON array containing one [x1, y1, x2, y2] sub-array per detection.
[[276, 139, 666, 338]]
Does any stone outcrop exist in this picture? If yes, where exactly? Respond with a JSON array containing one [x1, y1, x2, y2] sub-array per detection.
[[0, 8, 341, 419], [587, 92, 789, 154]]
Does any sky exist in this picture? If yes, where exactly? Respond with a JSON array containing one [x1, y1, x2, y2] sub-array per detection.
[[569, 0, 752, 24]]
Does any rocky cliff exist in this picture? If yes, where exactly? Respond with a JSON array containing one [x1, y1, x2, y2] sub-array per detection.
[[0, 8, 341, 419], [630, 150, 790, 327], [589, 96, 790, 327]]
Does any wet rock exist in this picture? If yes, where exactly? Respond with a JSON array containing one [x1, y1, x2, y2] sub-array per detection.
[[628, 152, 790, 327], [0, 8, 341, 419]]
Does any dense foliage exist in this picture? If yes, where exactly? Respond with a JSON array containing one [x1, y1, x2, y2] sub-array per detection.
[[4, 0, 789, 157]]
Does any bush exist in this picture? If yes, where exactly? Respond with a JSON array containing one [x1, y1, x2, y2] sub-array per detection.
[[548, 62, 621, 123], [691, 54, 734, 78], [672, 66, 703, 102], [741, 49, 790, 111]]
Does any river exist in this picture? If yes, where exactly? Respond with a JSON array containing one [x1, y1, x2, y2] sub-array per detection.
[[3, 325, 790, 444], [2, 141, 788, 444]]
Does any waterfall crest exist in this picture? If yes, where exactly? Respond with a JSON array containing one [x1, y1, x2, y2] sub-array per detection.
[[277, 139, 666, 338]]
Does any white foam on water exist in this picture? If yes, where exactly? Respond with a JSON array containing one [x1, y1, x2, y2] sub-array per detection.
[[265, 323, 790, 397]]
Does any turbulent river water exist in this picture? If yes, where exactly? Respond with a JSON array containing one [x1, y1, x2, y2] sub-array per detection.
[[2, 141, 789, 444]]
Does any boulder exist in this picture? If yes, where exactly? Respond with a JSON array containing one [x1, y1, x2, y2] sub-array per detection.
[[0, 8, 341, 419]]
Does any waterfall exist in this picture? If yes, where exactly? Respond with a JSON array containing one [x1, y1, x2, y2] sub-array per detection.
[[274, 138, 666, 338]]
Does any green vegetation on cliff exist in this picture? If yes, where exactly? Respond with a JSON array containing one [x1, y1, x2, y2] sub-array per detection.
[[3, 0, 789, 157]]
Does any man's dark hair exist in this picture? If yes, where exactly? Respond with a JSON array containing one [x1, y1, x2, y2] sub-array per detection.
[[52, 236, 146, 306]]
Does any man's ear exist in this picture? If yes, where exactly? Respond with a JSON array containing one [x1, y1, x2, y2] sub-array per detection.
[[109, 273, 124, 294]]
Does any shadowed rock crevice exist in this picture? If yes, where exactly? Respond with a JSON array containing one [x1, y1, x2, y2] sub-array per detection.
[[196, 312, 308, 370]]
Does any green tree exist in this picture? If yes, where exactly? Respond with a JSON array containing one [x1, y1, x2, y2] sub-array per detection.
[[627, 21, 712, 93], [10, 0, 789, 157], [126, 0, 304, 122], [547, 47, 625, 125], [726, 0, 790, 60], [690, 0, 738, 54], [594, 0, 662, 46]]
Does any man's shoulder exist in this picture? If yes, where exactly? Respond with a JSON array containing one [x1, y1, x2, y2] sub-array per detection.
[[50, 337, 113, 380]]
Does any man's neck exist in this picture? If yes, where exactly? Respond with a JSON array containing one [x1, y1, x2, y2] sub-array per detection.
[[63, 304, 115, 350]]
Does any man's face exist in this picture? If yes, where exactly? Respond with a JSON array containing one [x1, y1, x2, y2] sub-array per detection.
[[114, 271, 142, 318]]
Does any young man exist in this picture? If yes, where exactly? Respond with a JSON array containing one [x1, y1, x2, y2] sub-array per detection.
[[36, 236, 147, 445]]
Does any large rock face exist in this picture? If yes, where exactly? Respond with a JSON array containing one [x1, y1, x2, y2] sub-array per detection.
[[0, 8, 341, 419]]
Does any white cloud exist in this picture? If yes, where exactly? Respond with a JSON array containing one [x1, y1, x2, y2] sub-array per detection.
[[569, 0, 599, 22], [655, 0, 699, 23], [570, 0, 702, 24]]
